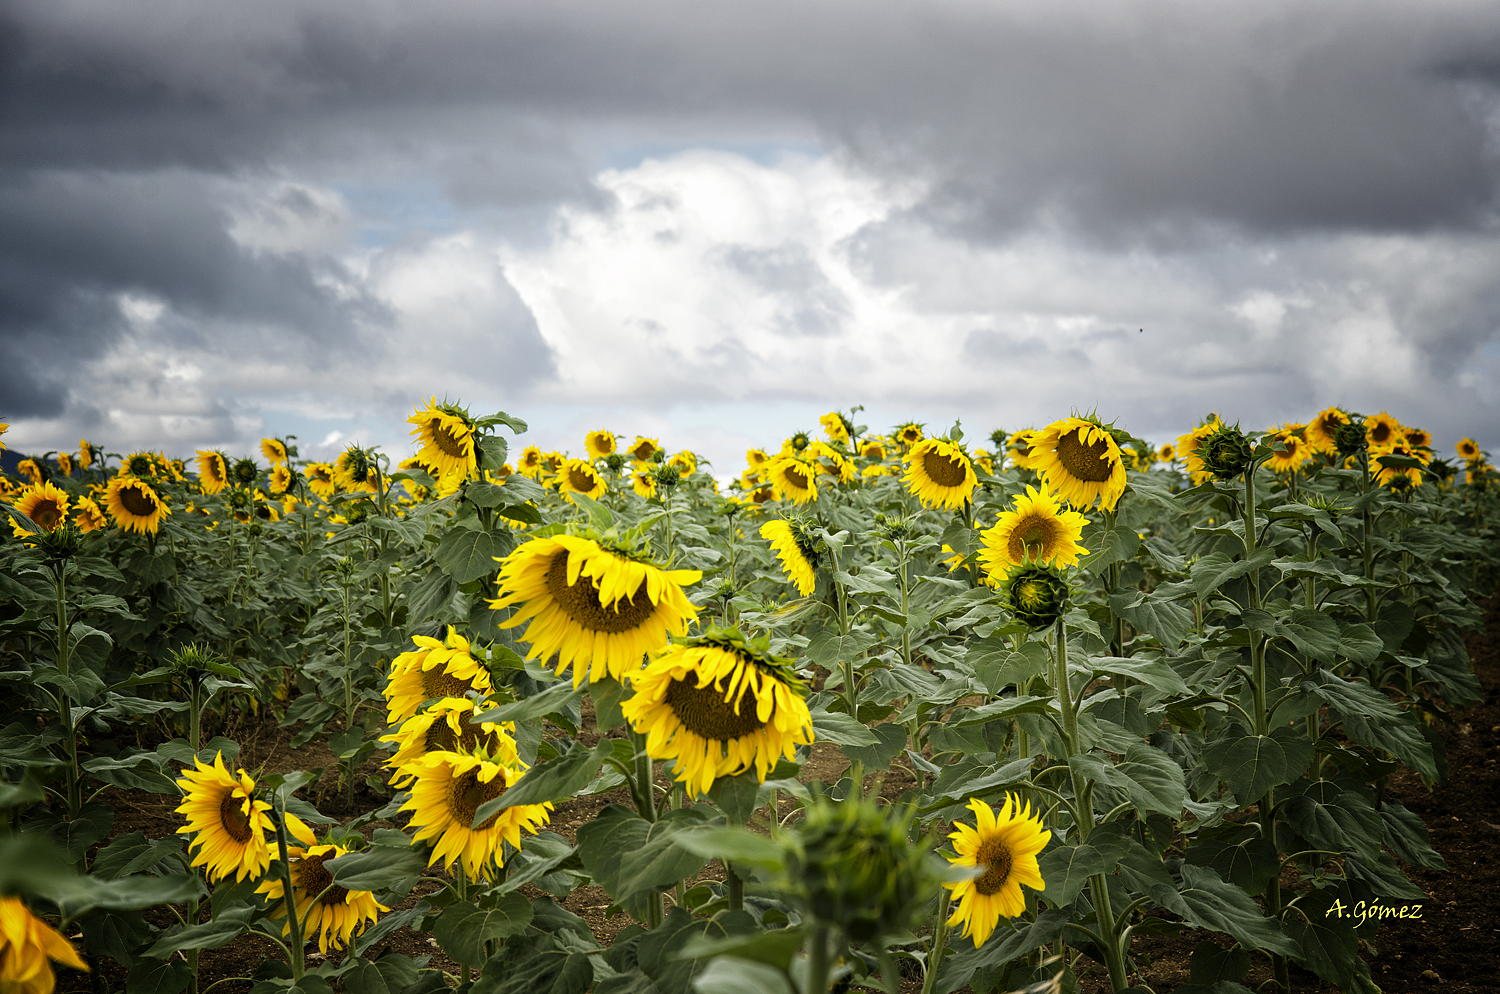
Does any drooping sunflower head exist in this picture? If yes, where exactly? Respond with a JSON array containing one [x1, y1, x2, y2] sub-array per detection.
[[944, 794, 1051, 947], [977, 485, 1089, 584], [819, 411, 853, 446], [195, 451, 229, 495], [766, 455, 818, 504], [303, 462, 337, 498], [268, 465, 293, 495], [787, 795, 935, 943], [1175, 416, 1225, 486], [78, 439, 96, 469], [621, 627, 813, 797], [383, 626, 495, 726], [106, 476, 171, 536], [260, 437, 289, 464], [1457, 437, 1481, 461], [584, 429, 617, 459], [1196, 420, 1254, 481], [760, 518, 820, 596], [408, 399, 478, 479], [334, 446, 380, 493], [902, 437, 978, 510], [17, 459, 44, 487], [400, 753, 551, 880], [1033, 417, 1127, 511], [558, 458, 607, 502], [1305, 407, 1351, 455], [256, 840, 389, 955], [54, 453, 73, 478], [859, 438, 886, 460], [73, 496, 107, 534], [174, 752, 274, 883], [490, 534, 702, 687], [13, 482, 71, 533], [1007, 564, 1069, 631], [381, 697, 520, 785]]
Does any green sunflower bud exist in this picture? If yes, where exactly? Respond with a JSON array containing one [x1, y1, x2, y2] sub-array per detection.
[[1335, 420, 1368, 458], [232, 458, 258, 484], [790, 431, 811, 452], [343, 500, 373, 525], [989, 429, 1009, 449], [1199, 422, 1254, 481], [1007, 564, 1069, 631], [35, 525, 82, 562], [787, 797, 936, 942], [653, 463, 681, 489], [226, 487, 252, 510], [605, 453, 626, 473], [168, 643, 223, 677]]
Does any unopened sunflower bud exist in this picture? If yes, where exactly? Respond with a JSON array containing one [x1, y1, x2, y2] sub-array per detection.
[[232, 458, 258, 485], [1199, 423, 1253, 481], [1007, 564, 1069, 631], [787, 797, 936, 942], [1335, 420, 1367, 458], [35, 525, 82, 562], [604, 453, 626, 473], [654, 463, 681, 490]]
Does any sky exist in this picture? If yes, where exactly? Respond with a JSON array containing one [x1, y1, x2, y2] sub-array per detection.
[[3, 0, 1500, 472]]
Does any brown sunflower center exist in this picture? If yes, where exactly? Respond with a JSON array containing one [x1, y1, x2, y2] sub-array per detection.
[[218, 790, 253, 844], [1007, 514, 1056, 562], [32, 499, 63, 530], [752, 487, 773, 504], [423, 718, 481, 754], [432, 421, 469, 458], [421, 668, 475, 700], [447, 768, 506, 831], [1055, 429, 1114, 483], [119, 485, 158, 517], [663, 677, 766, 740], [632, 442, 654, 461], [1370, 422, 1392, 445], [295, 851, 349, 906], [973, 835, 1015, 895], [922, 450, 968, 487], [543, 551, 657, 633], [568, 467, 596, 492], [782, 466, 810, 491]]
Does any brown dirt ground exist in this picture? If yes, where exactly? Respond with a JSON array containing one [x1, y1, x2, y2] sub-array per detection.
[[54, 596, 1500, 994]]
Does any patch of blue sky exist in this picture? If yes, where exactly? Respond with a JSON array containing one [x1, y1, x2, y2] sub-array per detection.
[[336, 183, 466, 249]]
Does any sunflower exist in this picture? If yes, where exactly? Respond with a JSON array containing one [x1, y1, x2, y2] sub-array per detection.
[[256, 826, 388, 954], [407, 400, 478, 479], [1457, 437, 1481, 460], [401, 753, 552, 879], [77, 440, 95, 470], [0, 422, 9, 451], [268, 465, 292, 495], [583, 429, 616, 459], [0, 896, 88, 994], [490, 534, 701, 687], [747, 485, 776, 504], [1374, 444, 1424, 489], [977, 486, 1089, 584], [195, 451, 228, 495], [517, 446, 546, 478], [668, 451, 697, 476], [17, 459, 42, 486], [621, 629, 815, 797], [304, 462, 337, 499], [903, 438, 979, 510], [1175, 416, 1223, 486], [629, 437, 661, 463], [1156, 443, 1175, 463], [1007, 429, 1044, 471], [861, 464, 896, 479], [765, 455, 818, 504], [1364, 411, 1401, 453], [260, 438, 288, 465], [944, 795, 1050, 947], [893, 423, 924, 452], [382, 698, 519, 786], [383, 627, 495, 726], [760, 519, 819, 595], [105, 477, 171, 536], [972, 449, 995, 476], [13, 483, 70, 533], [253, 492, 280, 522], [73, 496, 107, 534], [819, 412, 851, 446], [1032, 418, 1128, 512], [174, 752, 273, 883], [745, 448, 770, 469], [1264, 429, 1313, 475], [54, 453, 72, 478], [859, 438, 886, 460], [558, 458, 607, 502], [1305, 407, 1350, 455], [1400, 427, 1431, 452], [632, 471, 658, 500], [809, 442, 856, 483]]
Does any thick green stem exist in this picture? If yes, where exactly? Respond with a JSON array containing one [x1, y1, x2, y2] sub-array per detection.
[[272, 807, 306, 981], [1089, 874, 1129, 992], [53, 565, 82, 820], [726, 864, 744, 912], [805, 924, 832, 994], [920, 891, 952, 994]]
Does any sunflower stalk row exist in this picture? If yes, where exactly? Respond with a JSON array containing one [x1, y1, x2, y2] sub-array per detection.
[[0, 405, 1494, 994]]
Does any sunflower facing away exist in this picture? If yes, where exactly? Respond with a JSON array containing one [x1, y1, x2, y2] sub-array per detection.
[[408, 400, 478, 478], [334, 448, 380, 494], [819, 412, 851, 445], [944, 795, 1050, 948], [174, 752, 273, 883], [105, 476, 171, 536], [903, 438, 979, 510], [0, 896, 88, 994], [558, 458, 607, 502], [195, 451, 229, 495], [13, 483, 70, 534], [760, 519, 819, 596], [401, 753, 551, 879], [381, 697, 519, 786], [1032, 418, 1128, 512], [256, 820, 388, 954], [766, 455, 819, 504], [620, 629, 815, 796], [585, 429, 617, 459], [491, 534, 701, 687], [976, 485, 1089, 584], [383, 627, 495, 726], [1175, 416, 1224, 487], [260, 437, 289, 465], [72, 497, 107, 534]]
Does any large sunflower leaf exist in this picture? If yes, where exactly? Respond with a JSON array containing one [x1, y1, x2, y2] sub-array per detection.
[[1036, 834, 1129, 907], [433, 896, 535, 969], [577, 805, 714, 908], [1150, 864, 1297, 956], [474, 740, 613, 824], [434, 527, 509, 584], [807, 708, 878, 747]]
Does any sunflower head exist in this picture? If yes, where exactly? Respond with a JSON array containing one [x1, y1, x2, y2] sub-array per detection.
[[745, 447, 770, 468], [631, 437, 661, 463], [1034, 417, 1127, 512], [14, 482, 71, 534], [895, 423, 924, 450], [1157, 442, 1176, 463], [977, 485, 1089, 584], [0, 895, 89, 994], [858, 438, 886, 460], [819, 412, 853, 446], [232, 458, 258, 485], [1306, 407, 1351, 454], [760, 518, 820, 596], [585, 429, 617, 459], [1457, 437, 1481, 460], [106, 477, 171, 536], [31, 525, 83, 562], [944, 795, 1051, 946], [174, 752, 273, 883], [124, 453, 154, 478], [1334, 418, 1368, 458], [787, 431, 812, 453], [260, 437, 289, 464], [1197, 421, 1254, 481], [787, 796, 936, 942], [903, 437, 978, 510], [654, 462, 682, 490], [269, 464, 293, 495], [78, 440, 96, 469], [1007, 564, 1069, 631]]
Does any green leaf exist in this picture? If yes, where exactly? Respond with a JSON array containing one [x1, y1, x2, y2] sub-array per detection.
[[577, 805, 714, 911], [808, 708, 878, 747], [1280, 781, 1382, 863], [677, 927, 805, 972], [1036, 834, 1129, 907], [1309, 672, 1437, 779], [1114, 742, 1188, 817], [1344, 852, 1427, 901], [473, 740, 611, 825], [128, 956, 192, 994], [326, 838, 427, 895], [474, 682, 582, 725], [432, 895, 535, 968], [1379, 800, 1446, 871], [691, 958, 797, 994], [1087, 656, 1192, 696], [1185, 835, 1279, 898], [1189, 547, 1275, 598], [1270, 555, 1380, 588], [1110, 589, 1194, 652], [471, 947, 592, 994], [706, 771, 762, 825], [1283, 886, 1373, 990], [93, 833, 186, 880], [145, 907, 260, 958], [840, 722, 907, 771], [434, 527, 508, 584], [1336, 623, 1383, 665], [967, 639, 1049, 695], [1277, 609, 1341, 663], [1151, 864, 1297, 956], [804, 629, 878, 668], [1202, 728, 1310, 805], [674, 827, 786, 870]]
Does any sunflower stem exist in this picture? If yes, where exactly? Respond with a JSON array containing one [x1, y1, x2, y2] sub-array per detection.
[[632, 731, 658, 824], [804, 924, 832, 994], [272, 805, 306, 981], [920, 890, 952, 994], [1089, 873, 1128, 992], [51, 563, 82, 822]]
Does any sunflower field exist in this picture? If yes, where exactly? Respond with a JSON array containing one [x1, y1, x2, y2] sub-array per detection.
[[0, 404, 1494, 994]]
